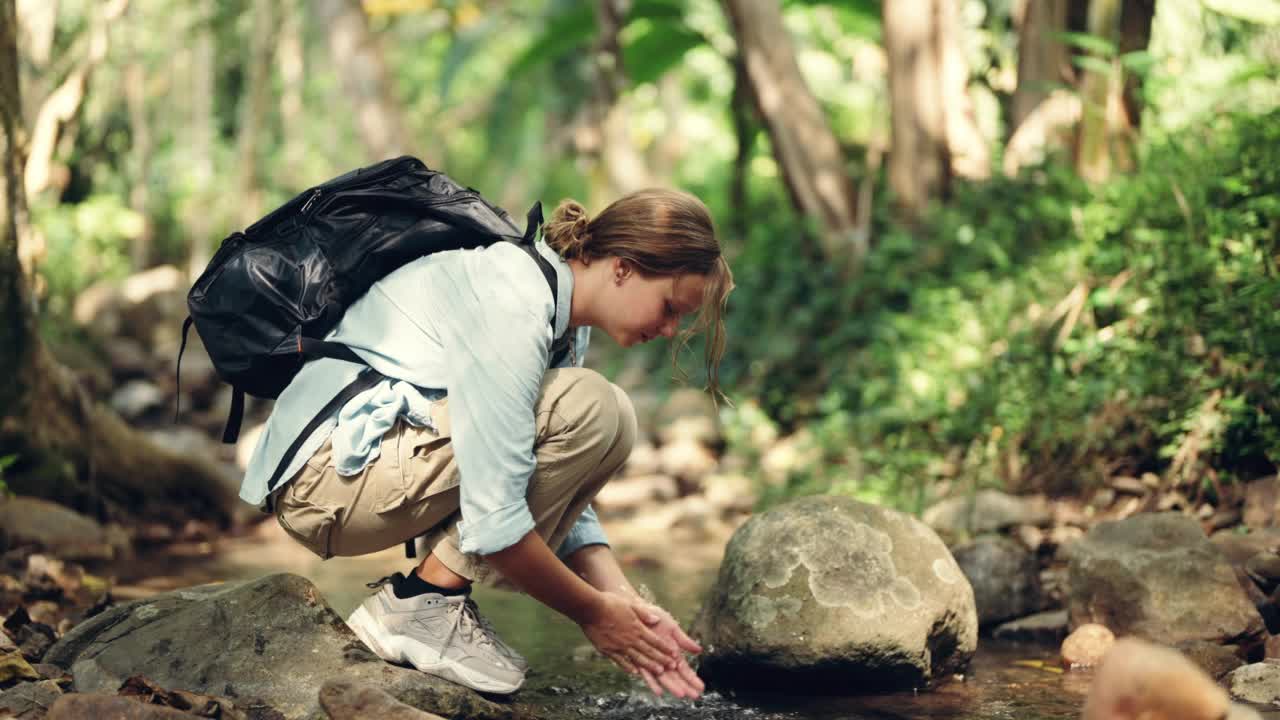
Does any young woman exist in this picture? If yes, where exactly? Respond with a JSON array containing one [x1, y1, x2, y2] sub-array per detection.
[[239, 189, 733, 698]]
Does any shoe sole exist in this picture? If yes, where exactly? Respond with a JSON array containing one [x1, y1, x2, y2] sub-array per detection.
[[346, 605, 524, 694]]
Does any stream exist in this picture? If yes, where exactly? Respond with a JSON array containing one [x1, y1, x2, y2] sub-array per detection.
[[106, 522, 1280, 720]]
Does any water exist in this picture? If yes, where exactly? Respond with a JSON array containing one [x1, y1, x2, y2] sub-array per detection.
[[109, 524, 1280, 720]]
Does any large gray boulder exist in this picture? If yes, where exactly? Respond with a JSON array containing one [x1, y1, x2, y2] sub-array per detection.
[[692, 496, 977, 691], [45, 574, 528, 720], [952, 536, 1043, 626], [1068, 513, 1264, 646]]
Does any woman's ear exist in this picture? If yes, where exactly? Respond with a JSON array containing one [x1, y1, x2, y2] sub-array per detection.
[[613, 258, 633, 285]]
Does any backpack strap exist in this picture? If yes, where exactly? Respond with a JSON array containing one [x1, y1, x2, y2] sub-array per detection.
[[521, 201, 543, 245], [217, 338, 365, 445], [516, 202, 572, 367], [223, 388, 246, 444], [175, 316, 194, 422], [265, 366, 385, 496]]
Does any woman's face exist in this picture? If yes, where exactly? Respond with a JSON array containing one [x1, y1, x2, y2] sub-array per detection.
[[600, 264, 706, 348]]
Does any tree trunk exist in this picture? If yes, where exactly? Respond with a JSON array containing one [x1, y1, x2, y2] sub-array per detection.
[[315, 0, 416, 163], [1, 0, 32, 400], [884, 0, 989, 223], [1118, 0, 1155, 127], [728, 52, 755, 243], [236, 0, 277, 226], [1074, 0, 1124, 183], [0, 0, 237, 526], [23, 0, 128, 200], [277, 6, 308, 178], [186, 26, 215, 278], [1011, 0, 1069, 133], [124, 61, 154, 268], [722, 0, 865, 273], [591, 0, 651, 203]]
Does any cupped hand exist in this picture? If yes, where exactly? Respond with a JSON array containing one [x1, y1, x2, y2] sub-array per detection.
[[630, 600, 705, 699], [579, 592, 680, 675]]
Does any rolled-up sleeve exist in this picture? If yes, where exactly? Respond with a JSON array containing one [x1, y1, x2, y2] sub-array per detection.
[[558, 506, 610, 559], [436, 270, 551, 556]]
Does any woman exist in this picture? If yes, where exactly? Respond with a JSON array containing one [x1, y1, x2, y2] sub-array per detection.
[[239, 189, 733, 698]]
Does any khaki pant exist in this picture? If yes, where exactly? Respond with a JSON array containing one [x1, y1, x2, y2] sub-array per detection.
[[274, 368, 636, 583]]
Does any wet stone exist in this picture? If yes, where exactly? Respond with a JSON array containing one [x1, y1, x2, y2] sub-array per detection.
[[1245, 552, 1280, 594], [693, 495, 977, 692], [992, 610, 1069, 644], [0, 679, 63, 719], [1227, 662, 1280, 705], [46, 693, 206, 720], [1174, 640, 1245, 680], [1061, 624, 1114, 668]]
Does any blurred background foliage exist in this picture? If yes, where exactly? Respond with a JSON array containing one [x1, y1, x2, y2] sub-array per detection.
[[13, 0, 1280, 512]]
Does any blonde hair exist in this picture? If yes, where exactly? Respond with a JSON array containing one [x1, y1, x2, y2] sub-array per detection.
[[543, 189, 734, 401]]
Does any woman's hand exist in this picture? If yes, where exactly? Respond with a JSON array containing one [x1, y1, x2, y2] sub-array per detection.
[[633, 603, 705, 699], [579, 592, 680, 675]]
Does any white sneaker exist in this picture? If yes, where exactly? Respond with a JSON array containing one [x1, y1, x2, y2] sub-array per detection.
[[345, 574, 527, 694]]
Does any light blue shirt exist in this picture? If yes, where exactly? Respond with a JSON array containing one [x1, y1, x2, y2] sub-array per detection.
[[240, 240, 605, 557]]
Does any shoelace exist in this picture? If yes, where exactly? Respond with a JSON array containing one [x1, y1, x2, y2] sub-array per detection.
[[438, 596, 498, 663]]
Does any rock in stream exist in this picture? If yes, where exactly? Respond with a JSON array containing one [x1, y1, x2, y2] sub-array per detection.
[[692, 495, 978, 692]]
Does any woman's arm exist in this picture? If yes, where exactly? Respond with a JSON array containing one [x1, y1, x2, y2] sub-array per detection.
[[484, 531, 678, 674], [563, 544, 644, 600], [564, 544, 705, 698]]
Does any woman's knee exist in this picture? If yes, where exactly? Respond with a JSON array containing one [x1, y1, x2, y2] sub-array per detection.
[[541, 368, 635, 456], [609, 383, 638, 460]]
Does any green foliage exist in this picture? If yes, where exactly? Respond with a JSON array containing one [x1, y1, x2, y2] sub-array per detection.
[[0, 454, 16, 497], [32, 195, 145, 316], [721, 110, 1280, 510]]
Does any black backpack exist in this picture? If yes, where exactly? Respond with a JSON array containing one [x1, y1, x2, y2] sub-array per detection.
[[180, 156, 569, 448]]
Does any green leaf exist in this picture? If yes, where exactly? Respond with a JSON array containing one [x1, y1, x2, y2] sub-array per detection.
[[1203, 0, 1280, 24], [1053, 30, 1117, 57], [1119, 50, 1156, 75], [623, 21, 709, 86], [504, 0, 690, 83], [506, 5, 597, 81], [439, 18, 502, 101], [785, 0, 883, 40], [1072, 55, 1115, 76]]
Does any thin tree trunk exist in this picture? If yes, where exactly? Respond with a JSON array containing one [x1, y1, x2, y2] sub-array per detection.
[[1011, 0, 1069, 133], [729, 52, 755, 243], [186, 27, 214, 277], [236, 0, 277, 227], [125, 62, 154, 268], [315, 0, 416, 163], [277, 5, 307, 177], [15, 0, 57, 131], [592, 0, 650, 202], [885, 0, 989, 222], [0, 0, 237, 526], [1075, 0, 1123, 182], [885, 0, 948, 220], [938, 0, 989, 180], [23, 0, 128, 200], [722, 0, 865, 272], [651, 74, 685, 185], [1118, 0, 1155, 128]]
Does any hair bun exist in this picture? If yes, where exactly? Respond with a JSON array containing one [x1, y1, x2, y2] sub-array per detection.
[[545, 200, 591, 259]]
